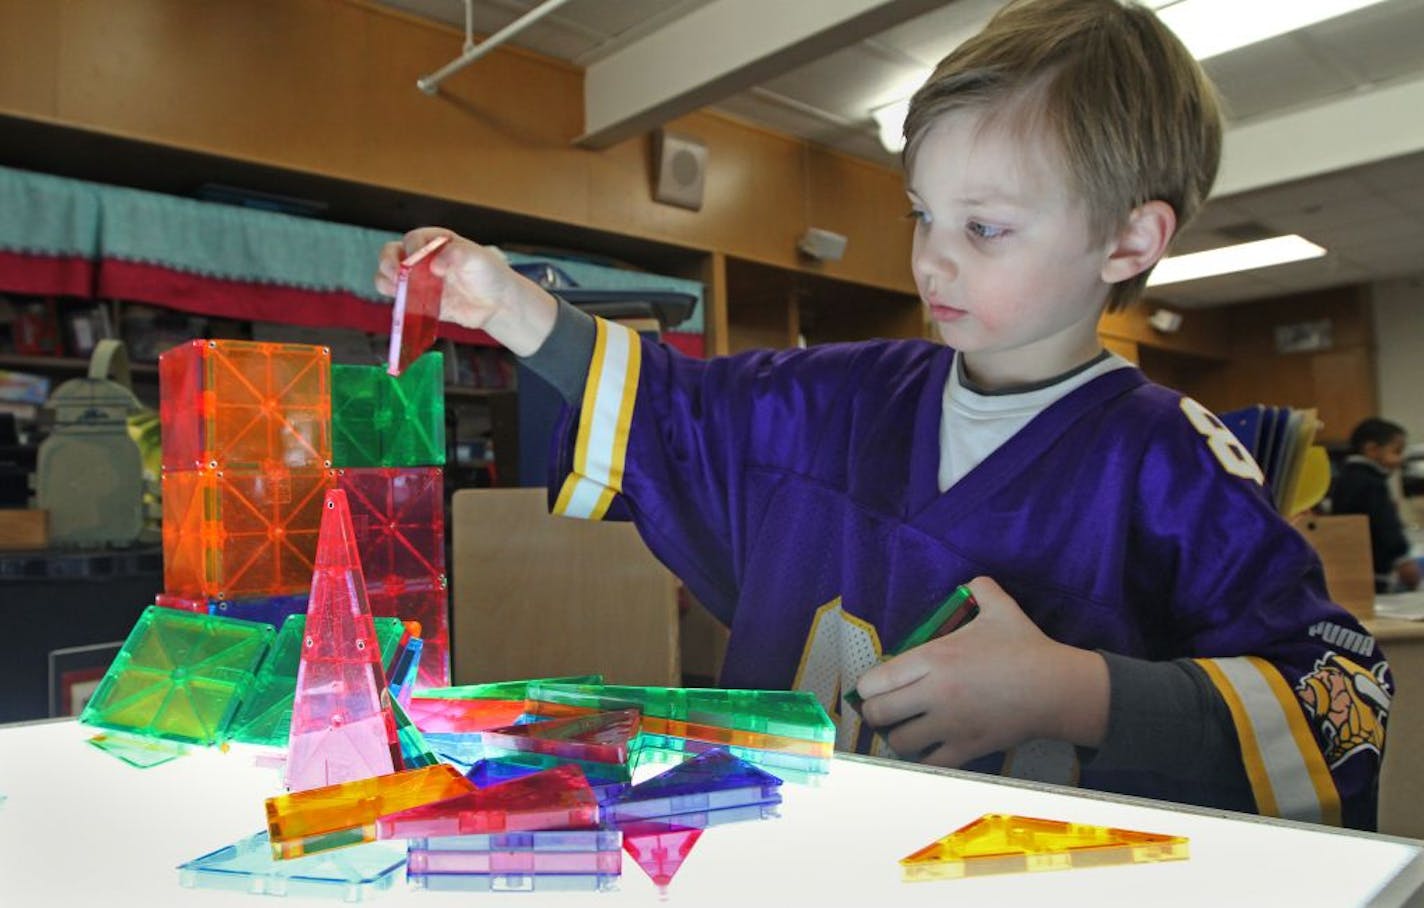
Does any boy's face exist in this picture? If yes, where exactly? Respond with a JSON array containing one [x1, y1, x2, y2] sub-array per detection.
[[1365, 435, 1406, 472], [907, 108, 1116, 386]]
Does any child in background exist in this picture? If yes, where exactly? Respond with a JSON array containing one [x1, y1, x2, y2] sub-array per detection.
[[1332, 418, 1421, 592], [376, 0, 1389, 829]]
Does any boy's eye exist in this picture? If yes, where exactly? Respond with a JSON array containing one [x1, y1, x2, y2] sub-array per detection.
[[968, 221, 1008, 240], [905, 207, 929, 225]]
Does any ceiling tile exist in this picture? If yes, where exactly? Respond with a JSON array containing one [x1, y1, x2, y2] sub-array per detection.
[[1149, 271, 1276, 308], [713, 91, 858, 147], [1203, 35, 1356, 124], [554, 0, 710, 40], [866, 0, 1003, 68], [1228, 172, 1377, 218], [1310, 214, 1424, 252], [1187, 198, 1256, 232], [1304, 0, 1424, 86], [761, 43, 925, 118], [1353, 150, 1424, 193]]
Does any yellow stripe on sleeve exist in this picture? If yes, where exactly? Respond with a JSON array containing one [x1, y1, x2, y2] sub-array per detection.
[[1196, 657, 1280, 817], [1250, 656, 1342, 827], [551, 318, 641, 521]]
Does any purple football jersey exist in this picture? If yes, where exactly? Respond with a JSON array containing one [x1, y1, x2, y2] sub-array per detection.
[[547, 319, 1389, 830]]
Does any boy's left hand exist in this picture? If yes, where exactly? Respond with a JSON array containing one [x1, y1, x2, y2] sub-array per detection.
[[855, 577, 1108, 768]]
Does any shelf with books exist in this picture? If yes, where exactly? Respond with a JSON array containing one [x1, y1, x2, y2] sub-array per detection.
[[0, 353, 158, 377]]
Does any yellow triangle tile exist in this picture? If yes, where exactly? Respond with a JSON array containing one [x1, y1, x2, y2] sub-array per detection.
[[900, 814, 1188, 881]]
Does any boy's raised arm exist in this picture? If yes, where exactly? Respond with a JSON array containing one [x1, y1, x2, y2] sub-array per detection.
[[375, 228, 559, 357]]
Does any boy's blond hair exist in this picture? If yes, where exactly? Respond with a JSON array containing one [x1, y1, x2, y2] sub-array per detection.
[[903, 0, 1222, 311]]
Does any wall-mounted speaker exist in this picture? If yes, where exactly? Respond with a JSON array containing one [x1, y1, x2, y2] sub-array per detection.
[[797, 227, 848, 262], [652, 129, 707, 212], [1148, 308, 1184, 333]]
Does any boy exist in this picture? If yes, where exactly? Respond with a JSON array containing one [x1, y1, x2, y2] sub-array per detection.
[[376, 0, 1389, 829], [1332, 418, 1421, 592]]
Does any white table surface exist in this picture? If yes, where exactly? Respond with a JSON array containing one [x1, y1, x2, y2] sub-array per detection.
[[1, 719, 1421, 907]]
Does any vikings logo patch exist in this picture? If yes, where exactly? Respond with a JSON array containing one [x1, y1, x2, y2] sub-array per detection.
[[1295, 653, 1391, 768]]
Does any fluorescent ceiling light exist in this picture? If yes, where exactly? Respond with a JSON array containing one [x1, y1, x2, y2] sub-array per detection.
[[1152, 0, 1391, 60], [871, 2, 1387, 151], [1147, 235, 1327, 287]]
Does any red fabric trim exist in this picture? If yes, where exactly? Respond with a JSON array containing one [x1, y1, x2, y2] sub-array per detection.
[[96, 258, 501, 346], [0, 250, 96, 298], [663, 331, 705, 359]]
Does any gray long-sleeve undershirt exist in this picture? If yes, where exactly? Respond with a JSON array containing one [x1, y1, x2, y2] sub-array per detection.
[[519, 297, 1253, 807]]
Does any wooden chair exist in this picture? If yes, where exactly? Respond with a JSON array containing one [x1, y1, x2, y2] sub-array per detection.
[[1293, 513, 1374, 618], [449, 488, 680, 686]]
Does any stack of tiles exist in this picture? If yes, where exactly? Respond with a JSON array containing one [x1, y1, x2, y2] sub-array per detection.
[[476, 707, 641, 803], [379, 764, 611, 892], [331, 351, 449, 689], [525, 682, 835, 780], [404, 675, 601, 769], [159, 339, 333, 615], [406, 830, 622, 893]]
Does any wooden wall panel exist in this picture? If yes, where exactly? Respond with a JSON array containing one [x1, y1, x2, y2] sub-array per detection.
[[1099, 301, 1227, 360], [804, 147, 916, 292], [0, 3, 58, 118], [1190, 285, 1377, 443], [0, 0, 917, 297], [1310, 349, 1380, 444], [55, 0, 369, 179], [354, 10, 590, 221], [1100, 335, 1140, 364], [585, 111, 809, 270]]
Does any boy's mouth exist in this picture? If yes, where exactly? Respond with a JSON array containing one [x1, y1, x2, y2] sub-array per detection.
[[927, 302, 968, 322]]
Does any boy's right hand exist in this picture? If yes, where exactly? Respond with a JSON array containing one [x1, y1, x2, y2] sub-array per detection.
[[374, 227, 558, 357]]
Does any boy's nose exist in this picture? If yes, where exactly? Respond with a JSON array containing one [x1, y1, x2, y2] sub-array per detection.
[[912, 241, 956, 288]]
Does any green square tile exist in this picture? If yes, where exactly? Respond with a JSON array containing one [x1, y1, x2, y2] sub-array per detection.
[[80, 607, 274, 746], [332, 352, 444, 467]]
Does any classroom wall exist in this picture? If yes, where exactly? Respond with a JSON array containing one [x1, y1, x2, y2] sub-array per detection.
[[0, 0, 914, 294], [1185, 284, 1378, 445], [1373, 274, 1424, 443]]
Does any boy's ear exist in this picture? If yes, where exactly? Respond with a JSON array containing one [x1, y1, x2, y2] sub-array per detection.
[[1101, 201, 1176, 284]]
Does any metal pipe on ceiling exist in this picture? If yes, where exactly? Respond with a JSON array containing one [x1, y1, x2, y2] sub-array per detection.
[[417, 0, 576, 95]]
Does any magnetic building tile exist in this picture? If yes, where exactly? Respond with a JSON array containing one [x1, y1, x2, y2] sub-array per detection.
[[377, 764, 598, 839], [160, 339, 331, 472], [408, 872, 618, 893], [162, 467, 332, 601], [210, 592, 310, 628], [227, 615, 406, 748], [387, 237, 447, 377], [405, 696, 526, 734], [898, 814, 1190, 881], [265, 763, 474, 860], [407, 847, 621, 875], [634, 732, 830, 781], [480, 708, 641, 766], [178, 830, 406, 901], [80, 606, 274, 746], [411, 829, 621, 853], [622, 826, 702, 892], [602, 748, 782, 823], [338, 466, 448, 688], [285, 489, 398, 792], [416, 675, 602, 701], [526, 683, 835, 744], [331, 352, 445, 468], [368, 579, 449, 690]]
